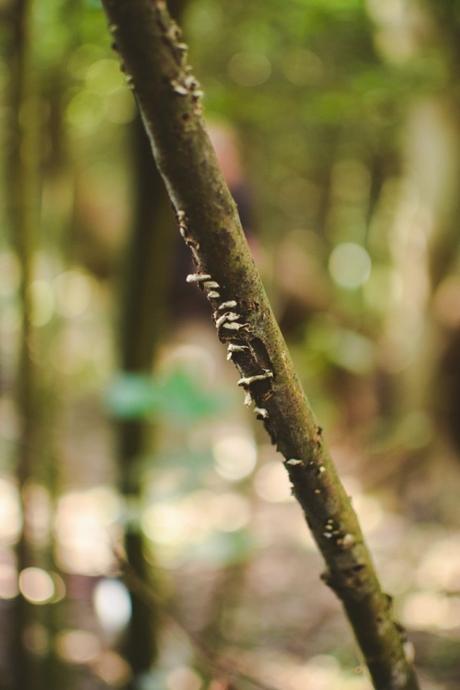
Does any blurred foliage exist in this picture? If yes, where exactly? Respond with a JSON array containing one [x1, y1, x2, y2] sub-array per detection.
[[106, 370, 228, 423], [187, 0, 428, 240]]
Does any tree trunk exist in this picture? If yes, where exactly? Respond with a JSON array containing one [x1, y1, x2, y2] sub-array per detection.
[[117, 3, 188, 680], [101, 2, 420, 689], [117, 115, 177, 680], [6, 0, 39, 688]]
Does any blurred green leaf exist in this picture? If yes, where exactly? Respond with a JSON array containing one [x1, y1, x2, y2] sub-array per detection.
[[161, 369, 224, 420], [105, 373, 160, 419], [105, 369, 228, 422]]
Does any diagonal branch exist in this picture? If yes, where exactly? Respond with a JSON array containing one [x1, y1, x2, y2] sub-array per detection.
[[100, 2, 420, 689]]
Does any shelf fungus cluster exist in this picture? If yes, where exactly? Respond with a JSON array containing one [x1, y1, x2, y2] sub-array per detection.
[[182, 220, 362, 603], [184, 260, 276, 427]]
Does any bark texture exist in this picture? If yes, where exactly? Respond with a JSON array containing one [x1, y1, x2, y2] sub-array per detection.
[[101, 2, 420, 689]]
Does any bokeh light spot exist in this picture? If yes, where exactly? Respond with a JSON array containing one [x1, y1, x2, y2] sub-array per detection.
[[93, 579, 131, 634], [66, 91, 105, 133], [329, 242, 371, 289], [213, 433, 257, 481], [85, 58, 123, 95], [228, 52, 271, 87], [19, 567, 55, 604], [55, 629, 100, 664], [142, 502, 190, 546], [105, 87, 136, 124], [92, 650, 131, 686], [54, 269, 92, 318]]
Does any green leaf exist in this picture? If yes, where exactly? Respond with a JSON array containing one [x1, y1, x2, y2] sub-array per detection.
[[105, 368, 228, 422], [105, 373, 160, 419], [159, 369, 224, 421]]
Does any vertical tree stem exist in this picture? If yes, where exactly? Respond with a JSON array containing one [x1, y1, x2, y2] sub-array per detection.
[[118, 115, 176, 679], [6, 0, 38, 688], [117, 4, 187, 678], [100, 2, 420, 688]]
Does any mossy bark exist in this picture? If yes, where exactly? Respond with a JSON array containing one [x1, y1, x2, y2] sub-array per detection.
[[101, 2, 420, 688]]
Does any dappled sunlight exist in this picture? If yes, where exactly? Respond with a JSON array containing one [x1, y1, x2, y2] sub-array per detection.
[[55, 487, 120, 575], [142, 490, 251, 548]]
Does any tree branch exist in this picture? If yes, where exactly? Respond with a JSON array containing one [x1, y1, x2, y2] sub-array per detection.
[[100, 2, 420, 689]]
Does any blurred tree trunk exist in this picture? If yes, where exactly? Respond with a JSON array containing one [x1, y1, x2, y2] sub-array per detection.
[[102, 3, 420, 689], [423, 2, 460, 461], [117, 0, 188, 672], [118, 114, 177, 681], [366, 1, 460, 490], [5, 0, 39, 688], [117, 6, 188, 681]]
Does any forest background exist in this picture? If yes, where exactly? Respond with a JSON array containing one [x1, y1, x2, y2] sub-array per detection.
[[1, 0, 460, 689]]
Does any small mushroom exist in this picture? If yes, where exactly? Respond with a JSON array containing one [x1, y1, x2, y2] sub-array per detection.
[[186, 273, 212, 283]]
